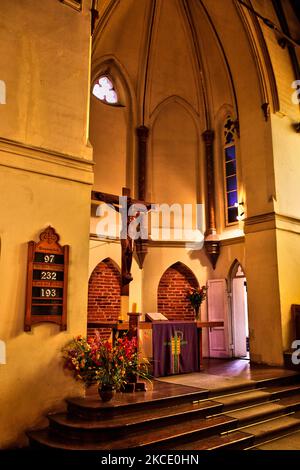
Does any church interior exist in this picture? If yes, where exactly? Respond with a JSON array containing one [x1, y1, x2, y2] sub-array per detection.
[[0, 0, 300, 452]]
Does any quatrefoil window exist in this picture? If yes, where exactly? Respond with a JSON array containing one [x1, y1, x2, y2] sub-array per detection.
[[92, 76, 118, 105]]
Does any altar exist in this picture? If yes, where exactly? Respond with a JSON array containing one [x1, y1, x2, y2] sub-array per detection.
[[88, 317, 224, 377], [151, 321, 199, 377], [114, 313, 224, 377]]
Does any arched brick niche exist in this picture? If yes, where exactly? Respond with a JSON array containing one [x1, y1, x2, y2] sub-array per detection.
[[157, 262, 199, 321], [87, 258, 121, 339]]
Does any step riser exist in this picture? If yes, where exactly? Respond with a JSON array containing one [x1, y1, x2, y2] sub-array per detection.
[[269, 388, 300, 399], [255, 375, 300, 389], [221, 396, 272, 412], [280, 402, 300, 413], [48, 404, 224, 443], [208, 385, 256, 398], [140, 420, 238, 450], [235, 409, 286, 427], [206, 437, 255, 450], [67, 392, 209, 420], [252, 422, 300, 446], [26, 372, 300, 451]]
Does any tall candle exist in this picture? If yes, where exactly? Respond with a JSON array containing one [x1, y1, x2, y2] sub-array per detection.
[[132, 302, 137, 313]]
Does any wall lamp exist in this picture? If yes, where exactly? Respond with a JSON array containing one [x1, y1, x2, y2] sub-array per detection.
[[235, 202, 245, 221]]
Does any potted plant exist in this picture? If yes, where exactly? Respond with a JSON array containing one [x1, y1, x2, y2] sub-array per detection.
[[187, 286, 208, 320]]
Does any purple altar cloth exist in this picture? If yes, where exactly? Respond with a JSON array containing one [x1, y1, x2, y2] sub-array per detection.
[[152, 322, 199, 377]]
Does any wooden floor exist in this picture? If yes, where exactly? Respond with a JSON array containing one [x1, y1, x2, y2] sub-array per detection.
[[157, 358, 299, 394], [201, 358, 297, 380]]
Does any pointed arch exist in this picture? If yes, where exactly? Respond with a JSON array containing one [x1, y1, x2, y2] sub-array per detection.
[[157, 262, 199, 321], [90, 55, 137, 191], [228, 259, 246, 291], [87, 257, 121, 339], [150, 95, 200, 132], [149, 97, 201, 204]]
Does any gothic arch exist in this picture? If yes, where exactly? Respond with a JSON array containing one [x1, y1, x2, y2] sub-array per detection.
[[90, 55, 137, 191], [87, 257, 121, 339], [157, 262, 199, 321], [150, 95, 200, 132], [228, 259, 246, 292], [149, 97, 201, 204]]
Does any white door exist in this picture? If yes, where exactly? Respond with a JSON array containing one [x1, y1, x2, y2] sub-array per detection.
[[232, 277, 248, 357], [207, 279, 231, 358]]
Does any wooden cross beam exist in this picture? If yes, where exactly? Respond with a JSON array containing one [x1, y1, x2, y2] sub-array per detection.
[[91, 187, 154, 295]]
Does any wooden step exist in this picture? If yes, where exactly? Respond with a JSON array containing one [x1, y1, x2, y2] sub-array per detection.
[[278, 393, 300, 412], [254, 371, 300, 388], [27, 372, 300, 451], [47, 399, 223, 441], [208, 383, 256, 398], [67, 383, 209, 420], [240, 412, 300, 445], [168, 431, 255, 450], [252, 429, 300, 450], [266, 383, 300, 399], [225, 402, 286, 426], [28, 415, 238, 450], [212, 389, 271, 411]]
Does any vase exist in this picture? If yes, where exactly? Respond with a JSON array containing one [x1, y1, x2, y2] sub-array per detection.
[[127, 372, 137, 383], [121, 382, 135, 393], [135, 382, 146, 392], [98, 384, 114, 402], [194, 305, 201, 321]]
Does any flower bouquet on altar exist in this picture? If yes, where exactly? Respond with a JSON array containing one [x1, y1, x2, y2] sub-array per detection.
[[62, 332, 150, 401], [115, 336, 151, 391], [187, 286, 208, 320]]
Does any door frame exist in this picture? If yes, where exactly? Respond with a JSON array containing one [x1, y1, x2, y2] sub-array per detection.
[[227, 259, 249, 359]]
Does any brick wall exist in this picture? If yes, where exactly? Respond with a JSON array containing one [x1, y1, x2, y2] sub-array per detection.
[[87, 258, 121, 339], [157, 262, 199, 321]]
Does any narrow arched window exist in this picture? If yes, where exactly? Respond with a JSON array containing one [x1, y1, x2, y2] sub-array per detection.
[[92, 76, 118, 105], [224, 116, 238, 224]]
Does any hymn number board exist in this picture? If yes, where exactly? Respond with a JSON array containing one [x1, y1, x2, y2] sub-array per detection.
[[25, 226, 69, 331]]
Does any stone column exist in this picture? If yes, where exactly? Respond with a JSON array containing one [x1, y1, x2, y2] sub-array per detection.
[[202, 129, 220, 269]]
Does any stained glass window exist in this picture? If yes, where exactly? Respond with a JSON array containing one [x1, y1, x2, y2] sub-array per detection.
[[92, 76, 118, 105], [224, 117, 238, 224]]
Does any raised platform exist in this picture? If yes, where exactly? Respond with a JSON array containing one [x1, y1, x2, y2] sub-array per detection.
[[27, 359, 300, 450]]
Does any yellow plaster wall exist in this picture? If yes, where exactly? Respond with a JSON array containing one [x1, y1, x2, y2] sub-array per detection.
[[0, 0, 92, 159], [244, 228, 283, 365], [0, 163, 92, 448], [276, 227, 300, 351], [90, 96, 127, 194], [271, 114, 300, 219], [0, 0, 93, 448], [269, 107, 300, 356]]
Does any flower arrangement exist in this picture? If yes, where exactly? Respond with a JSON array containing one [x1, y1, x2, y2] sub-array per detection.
[[187, 286, 208, 320], [62, 332, 150, 392]]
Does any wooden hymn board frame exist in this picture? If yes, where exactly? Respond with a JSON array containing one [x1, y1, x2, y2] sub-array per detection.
[[24, 226, 69, 332]]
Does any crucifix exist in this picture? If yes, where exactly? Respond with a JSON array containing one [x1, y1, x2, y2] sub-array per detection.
[[91, 187, 153, 296]]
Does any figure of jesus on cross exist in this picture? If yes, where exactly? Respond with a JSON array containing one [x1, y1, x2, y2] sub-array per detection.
[[92, 187, 152, 295]]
